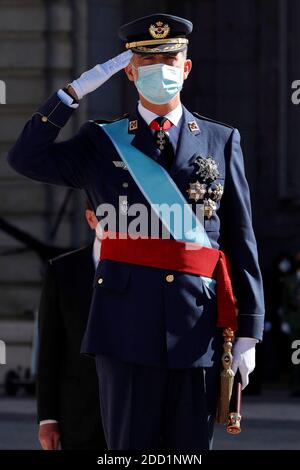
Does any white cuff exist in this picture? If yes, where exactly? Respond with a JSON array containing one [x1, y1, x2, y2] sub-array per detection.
[[39, 419, 59, 426], [57, 89, 79, 109], [236, 337, 258, 346]]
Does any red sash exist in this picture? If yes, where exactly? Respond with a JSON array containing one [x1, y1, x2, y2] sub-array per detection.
[[100, 233, 238, 331]]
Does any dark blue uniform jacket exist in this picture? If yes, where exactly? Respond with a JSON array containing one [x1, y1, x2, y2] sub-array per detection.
[[7, 93, 265, 368]]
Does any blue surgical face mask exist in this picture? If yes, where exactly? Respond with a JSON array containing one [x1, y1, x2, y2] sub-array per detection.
[[132, 63, 184, 105]]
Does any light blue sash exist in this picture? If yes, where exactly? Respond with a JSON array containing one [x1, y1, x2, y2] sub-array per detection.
[[98, 119, 216, 294]]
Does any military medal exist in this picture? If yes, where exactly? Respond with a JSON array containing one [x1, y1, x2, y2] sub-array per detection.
[[186, 181, 207, 202], [187, 155, 223, 219], [157, 129, 166, 150], [194, 156, 219, 182], [150, 117, 173, 151], [208, 183, 224, 201], [204, 198, 217, 219]]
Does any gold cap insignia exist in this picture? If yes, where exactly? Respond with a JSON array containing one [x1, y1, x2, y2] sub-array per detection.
[[149, 21, 170, 39]]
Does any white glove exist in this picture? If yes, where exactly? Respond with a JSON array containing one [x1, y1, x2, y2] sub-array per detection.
[[70, 50, 133, 99], [231, 337, 257, 390]]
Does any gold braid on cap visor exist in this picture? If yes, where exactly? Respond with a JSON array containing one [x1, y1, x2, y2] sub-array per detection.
[[125, 37, 188, 51]]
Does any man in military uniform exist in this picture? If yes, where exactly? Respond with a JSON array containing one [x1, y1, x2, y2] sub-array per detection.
[[7, 13, 264, 450]]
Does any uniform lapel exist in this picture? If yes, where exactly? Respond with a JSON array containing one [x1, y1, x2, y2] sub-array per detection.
[[170, 106, 202, 177], [129, 107, 161, 162], [128, 105, 203, 177]]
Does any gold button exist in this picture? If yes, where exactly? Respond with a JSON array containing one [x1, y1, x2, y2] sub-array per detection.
[[166, 274, 174, 283], [98, 278, 103, 285], [41, 116, 48, 123]]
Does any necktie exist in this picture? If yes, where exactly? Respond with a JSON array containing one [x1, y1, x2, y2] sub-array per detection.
[[150, 117, 174, 171]]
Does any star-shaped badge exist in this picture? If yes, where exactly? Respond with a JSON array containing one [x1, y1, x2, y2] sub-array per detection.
[[186, 181, 207, 202], [208, 183, 224, 201], [204, 198, 217, 219], [194, 156, 220, 182]]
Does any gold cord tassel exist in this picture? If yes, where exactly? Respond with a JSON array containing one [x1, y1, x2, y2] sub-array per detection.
[[216, 328, 235, 424]]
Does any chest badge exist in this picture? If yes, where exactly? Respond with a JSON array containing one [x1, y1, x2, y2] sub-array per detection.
[[187, 156, 224, 220], [208, 183, 224, 201], [194, 156, 219, 182], [186, 181, 207, 202], [204, 199, 217, 219]]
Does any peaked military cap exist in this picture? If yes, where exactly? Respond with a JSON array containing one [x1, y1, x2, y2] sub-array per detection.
[[119, 13, 193, 54]]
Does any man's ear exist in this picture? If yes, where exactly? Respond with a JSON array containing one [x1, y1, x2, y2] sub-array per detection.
[[124, 63, 135, 82], [85, 209, 98, 230], [183, 59, 192, 80]]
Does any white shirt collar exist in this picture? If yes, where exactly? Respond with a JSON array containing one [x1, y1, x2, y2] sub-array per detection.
[[138, 101, 183, 127], [92, 237, 101, 269]]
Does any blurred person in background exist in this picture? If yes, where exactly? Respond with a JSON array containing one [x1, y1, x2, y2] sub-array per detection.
[[37, 202, 106, 450]]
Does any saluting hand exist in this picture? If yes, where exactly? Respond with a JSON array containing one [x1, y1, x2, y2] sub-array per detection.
[[38, 423, 61, 450], [68, 50, 133, 100]]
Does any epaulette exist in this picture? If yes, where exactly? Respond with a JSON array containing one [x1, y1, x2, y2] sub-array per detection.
[[192, 112, 235, 130], [91, 113, 129, 125]]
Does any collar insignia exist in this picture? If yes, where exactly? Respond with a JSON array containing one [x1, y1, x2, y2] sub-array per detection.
[[188, 121, 200, 132], [128, 120, 138, 132]]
